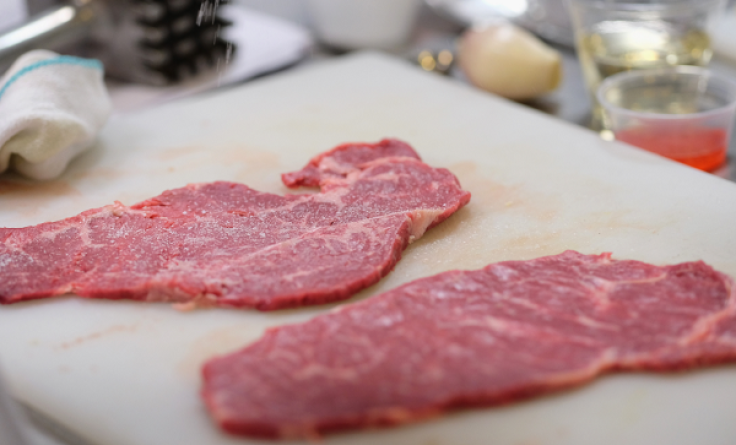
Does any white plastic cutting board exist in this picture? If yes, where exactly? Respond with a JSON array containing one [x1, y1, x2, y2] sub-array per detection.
[[1, 52, 735, 445]]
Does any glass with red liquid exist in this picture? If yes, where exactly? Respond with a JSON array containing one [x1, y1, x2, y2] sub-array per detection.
[[597, 66, 736, 171]]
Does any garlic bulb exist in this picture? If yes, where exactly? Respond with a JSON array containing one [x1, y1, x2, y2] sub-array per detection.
[[458, 23, 562, 101]]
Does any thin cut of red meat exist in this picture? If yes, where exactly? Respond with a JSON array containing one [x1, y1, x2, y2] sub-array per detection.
[[201, 251, 736, 439], [0, 139, 470, 310]]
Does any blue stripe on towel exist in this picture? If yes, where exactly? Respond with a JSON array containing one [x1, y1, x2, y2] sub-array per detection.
[[0, 56, 103, 101]]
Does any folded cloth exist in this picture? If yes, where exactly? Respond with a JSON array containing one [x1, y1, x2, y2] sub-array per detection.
[[0, 50, 111, 180]]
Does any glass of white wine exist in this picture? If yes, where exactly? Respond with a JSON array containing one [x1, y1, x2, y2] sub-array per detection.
[[567, 0, 725, 128]]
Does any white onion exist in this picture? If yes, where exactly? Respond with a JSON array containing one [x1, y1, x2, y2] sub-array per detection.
[[458, 23, 562, 101]]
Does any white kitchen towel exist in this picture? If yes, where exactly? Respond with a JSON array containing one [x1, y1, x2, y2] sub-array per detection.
[[0, 50, 111, 180]]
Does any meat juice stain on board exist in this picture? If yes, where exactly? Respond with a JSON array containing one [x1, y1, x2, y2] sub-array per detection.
[[0, 147, 125, 223], [155, 145, 203, 161], [408, 161, 567, 273], [67, 167, 127, 183], [177, 324, 271, 376], [0, 177, 83, 220], [156, 145, 281, 171], [425, 161, 689, 272], [0, 177, 81, 200], [154, 144, 284, 192], [578, 209, 678, 237], [55, 323, 140, 351]]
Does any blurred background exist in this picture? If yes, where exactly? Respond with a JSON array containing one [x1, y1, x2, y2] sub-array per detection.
[[1, 0, 736, 169]]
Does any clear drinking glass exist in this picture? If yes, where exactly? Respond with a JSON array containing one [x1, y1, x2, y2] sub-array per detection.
[[567, 0, 725, 127], [597, 66, 736, 171]]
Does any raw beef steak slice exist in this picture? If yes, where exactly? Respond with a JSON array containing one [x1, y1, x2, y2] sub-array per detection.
[[201, 251, 736, 439], [0, 139, 470, 310], [282, 138, 422, 188]]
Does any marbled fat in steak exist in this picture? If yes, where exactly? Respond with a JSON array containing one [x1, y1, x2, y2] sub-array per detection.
[[0, 139, 470, 310], [201, 251, 736, 439]]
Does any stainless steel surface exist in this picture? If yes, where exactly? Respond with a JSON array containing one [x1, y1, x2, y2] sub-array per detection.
[[2, 365, 98, 445], [19, 401, 100, 445], [0, 1, 95, 73], [0, 0, 234, 85], [0, 370, 29, 445]]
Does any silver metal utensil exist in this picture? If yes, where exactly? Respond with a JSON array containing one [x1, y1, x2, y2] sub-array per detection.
[[0, 369, 29, 445], [20, 401, 100, 445], [0, 0, 235, 85], [1, 362, 99, 445]]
